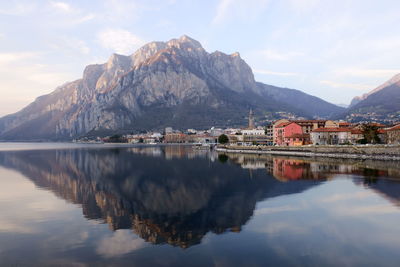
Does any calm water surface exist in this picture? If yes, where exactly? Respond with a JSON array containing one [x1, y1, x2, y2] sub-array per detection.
[[0, 143, 400, 266]]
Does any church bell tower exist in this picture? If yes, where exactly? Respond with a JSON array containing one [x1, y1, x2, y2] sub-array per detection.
[[248, 109, 255, 129]]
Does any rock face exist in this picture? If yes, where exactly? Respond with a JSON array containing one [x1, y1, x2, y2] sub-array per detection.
[[0, 35, 344, 140], [350, 73, 400, 107], [345, 73, 400, 119]]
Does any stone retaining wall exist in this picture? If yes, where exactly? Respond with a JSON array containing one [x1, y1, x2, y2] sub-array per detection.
[[216, 145, 400, 160]]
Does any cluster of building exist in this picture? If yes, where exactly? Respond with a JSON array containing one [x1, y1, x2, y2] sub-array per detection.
[[267, 119, 400, 146], [95, 110, 400, 146]]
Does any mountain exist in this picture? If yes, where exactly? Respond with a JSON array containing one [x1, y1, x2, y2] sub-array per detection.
[[350, 73, 400, 107], [258, 83, 344, 118], [0, 35, 344, 140], [344, 73, 400, 121]]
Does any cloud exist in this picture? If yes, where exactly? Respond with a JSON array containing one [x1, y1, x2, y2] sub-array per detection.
[[0, 52, 40, 64], [96, 230, 146, 257], [102, 0, 140, 22], [321, 191, 373, 203], [0, 1, 35, 15], [71, 13, 95, 24], [51, 36, 90, 55], [48, 1, 95, 26], [213, 0, 270, 24], [333, 204, 400, 216], [288, 0, 320, 11], [255, 205, 303, 215], [333, 68, 400, 79], [49, 1, 73, 13], [97, 28, 145, 55], [254, 69, 300, 77], [320, 80, 374, 91], [261, 49, 304, 61]]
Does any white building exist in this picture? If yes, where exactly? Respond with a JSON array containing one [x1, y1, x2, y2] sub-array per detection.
[[241, 128, 265, 136], [310, 128, 352, 145]]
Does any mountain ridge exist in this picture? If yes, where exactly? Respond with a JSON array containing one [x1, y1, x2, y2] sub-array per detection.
[[0, 35, 344, 140], [342, 73, 400, 122]]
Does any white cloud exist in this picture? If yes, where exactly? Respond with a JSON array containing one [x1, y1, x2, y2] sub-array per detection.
[[97, 28, 145, 55], [51, 36, 90, 55], [48, 1, 95, 26], [321, 191, 373, 203], [288, 0, 320, 12], [255, 205, 303, 215], [261, 49, 304, 61], [333, 204, 400, 216], [0, 52, 40, 64], [0, 1, 35, 15], [0, 53, 76, 116], [96, 230, 146, 258], [320, 80, 373, 91], [49, 1, 73, 13], [71, 13, 95, 24], [254, 69, 300, 77], [213, 0, 270, 24], [102, 0, 140, 22], [333, 68, 400, 79]]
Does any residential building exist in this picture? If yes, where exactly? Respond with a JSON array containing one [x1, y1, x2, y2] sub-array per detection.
[[387, 124, 400, 144], [265, 123, 274, 145], [164, 133, 187, 143], [294, 120, 338, 134], [274, 122, 305, 146], [310, 128, 352, 145], [350, 129, 363, 143], [165, 127, 173, 134]]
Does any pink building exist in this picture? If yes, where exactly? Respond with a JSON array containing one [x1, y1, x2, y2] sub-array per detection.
[[274, 122, 305, 146]]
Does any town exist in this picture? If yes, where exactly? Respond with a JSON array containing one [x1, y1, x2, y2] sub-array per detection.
[[76, 110, 400, 146]]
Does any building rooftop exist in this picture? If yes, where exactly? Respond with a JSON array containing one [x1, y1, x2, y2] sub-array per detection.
[[312, 127, 351, 133], [387, 124, 400, 131]]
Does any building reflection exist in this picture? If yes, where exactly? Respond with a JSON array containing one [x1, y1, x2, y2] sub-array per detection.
[[224, 152, 400, 182], [0, 147, 319, 249]]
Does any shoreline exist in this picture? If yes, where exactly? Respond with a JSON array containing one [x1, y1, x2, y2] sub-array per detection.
[[216, 145, 400, 161]]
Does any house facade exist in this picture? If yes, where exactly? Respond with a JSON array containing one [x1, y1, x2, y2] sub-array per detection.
[[387, 124, 400, 144], [274, 122, 305, 146], [310, 128, 352, 145]]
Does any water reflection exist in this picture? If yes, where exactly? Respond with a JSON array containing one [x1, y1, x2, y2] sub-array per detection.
[[222, 152, 400, 205], [1, 145, 400, 265], [224, 152, 400, 180], [0, 147, 319, 249]]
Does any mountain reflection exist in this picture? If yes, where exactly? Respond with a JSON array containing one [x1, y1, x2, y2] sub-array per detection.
[[1, 146, 399, 249], [0, 147, 319, 248]]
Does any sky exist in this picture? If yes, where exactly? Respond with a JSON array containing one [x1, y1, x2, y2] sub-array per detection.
[[1, 0, 400, 116]]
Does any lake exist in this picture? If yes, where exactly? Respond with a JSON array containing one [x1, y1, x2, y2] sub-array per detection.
[[0, 143, 400, 266]]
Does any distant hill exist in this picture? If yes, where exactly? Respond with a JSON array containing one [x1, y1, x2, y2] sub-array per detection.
[[0, 35, 344, 140], [343, 73, 400, 122]]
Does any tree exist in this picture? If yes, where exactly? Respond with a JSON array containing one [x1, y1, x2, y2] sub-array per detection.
[[218, 154, 229, 163], [108, 134, 127, 143], [361, 124, 381, 144], [218, 134, 229, 144]]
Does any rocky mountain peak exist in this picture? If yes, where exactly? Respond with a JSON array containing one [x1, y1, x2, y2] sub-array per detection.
[[167, 35, 204, 51], [0, 35, 345, 140], [106, 53, 131, 70], [231, 52, 241, 58], [350, 72, 400, 107]]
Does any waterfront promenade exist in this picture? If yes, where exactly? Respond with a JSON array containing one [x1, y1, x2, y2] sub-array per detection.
[[216, 144, 400, 160]]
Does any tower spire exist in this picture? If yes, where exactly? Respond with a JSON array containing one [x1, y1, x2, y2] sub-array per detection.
[[248, 109, 255, 129]]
